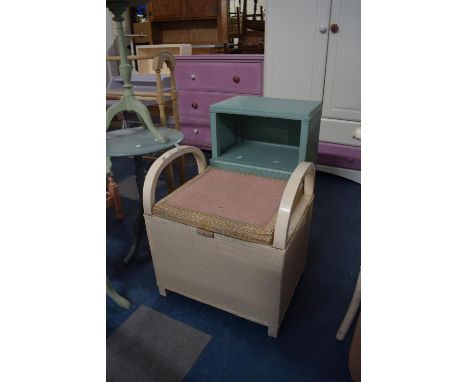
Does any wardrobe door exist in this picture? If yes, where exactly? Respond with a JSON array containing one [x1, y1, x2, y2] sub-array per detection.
[[263, 0, 331, 101], [321, 0, 361, 122]]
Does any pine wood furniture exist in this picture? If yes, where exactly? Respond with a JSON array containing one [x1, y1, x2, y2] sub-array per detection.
[[132, 21, 153, 45], [146, 0, 228, 53], [143, 97, 322, 337], [175, 54, 264, 149]]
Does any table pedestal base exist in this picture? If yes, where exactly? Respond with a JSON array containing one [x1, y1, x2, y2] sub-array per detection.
[[106, 277, 131, 309]]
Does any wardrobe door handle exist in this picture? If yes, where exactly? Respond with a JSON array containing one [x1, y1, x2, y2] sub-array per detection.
[[319, 25, 328, 34], [330, 23, 339, 34]]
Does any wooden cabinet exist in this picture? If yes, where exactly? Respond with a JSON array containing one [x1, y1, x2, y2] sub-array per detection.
[[181, 0, 218, 18], [132, 22, 152, 44], [145, 0, 227, 48], [148, 0, 181, 21], [148, 0, 218, 21]]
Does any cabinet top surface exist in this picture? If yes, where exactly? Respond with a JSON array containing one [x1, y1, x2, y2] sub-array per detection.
[[176, 54, 264, 62], [210, 96, 321, 121]]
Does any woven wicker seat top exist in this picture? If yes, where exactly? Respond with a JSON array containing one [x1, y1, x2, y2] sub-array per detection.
[[152, 167, 287, 245]]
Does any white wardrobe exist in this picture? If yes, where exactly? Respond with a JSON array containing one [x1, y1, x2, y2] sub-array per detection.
[[264, 0, 361, 182]]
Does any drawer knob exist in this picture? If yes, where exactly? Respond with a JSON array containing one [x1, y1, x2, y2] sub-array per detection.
[[194, 129, 198, 134], [233, 75, 240, 83], [191, 102, 198, 109], [353, 127, 361, 141], [190, 74, 196, 80], [330, 23, 339, 34]]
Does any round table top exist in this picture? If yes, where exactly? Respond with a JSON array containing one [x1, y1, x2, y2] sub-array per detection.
[[106, 127, 184, 157]]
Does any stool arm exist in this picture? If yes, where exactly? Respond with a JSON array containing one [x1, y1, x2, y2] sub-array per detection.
[[273, 162, 315, 250], [143, 145, 207, 215]]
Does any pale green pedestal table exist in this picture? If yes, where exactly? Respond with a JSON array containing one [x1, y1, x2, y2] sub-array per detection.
[[106, 0, 183, 309]]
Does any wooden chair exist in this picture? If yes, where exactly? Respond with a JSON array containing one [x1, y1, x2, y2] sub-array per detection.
[[106, 173, 124, 221], [238, 0, 265, 53]]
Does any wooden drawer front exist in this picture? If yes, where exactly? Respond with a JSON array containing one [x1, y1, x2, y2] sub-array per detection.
[[317, 142, 361, 171], [180, 116, 211, 148], [176, 62, 262, 94], [178, 90, 241, 118]]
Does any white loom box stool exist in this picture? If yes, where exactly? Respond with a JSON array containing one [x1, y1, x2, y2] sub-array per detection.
[[143, 146, 316, 338]]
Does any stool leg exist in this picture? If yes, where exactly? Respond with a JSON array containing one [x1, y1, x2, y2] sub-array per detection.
[[268, 325, 279, 338], [336, 271, 361, 340], [158, 286, 167, 297]]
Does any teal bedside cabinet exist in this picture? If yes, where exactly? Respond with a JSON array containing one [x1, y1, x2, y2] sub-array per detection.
[[209, 96, 322, 179]]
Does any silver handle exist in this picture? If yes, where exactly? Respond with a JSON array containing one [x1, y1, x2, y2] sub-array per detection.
[[319, 25, 328, 34], [190, 74, 196, 80], [194, 129, 198, 134]]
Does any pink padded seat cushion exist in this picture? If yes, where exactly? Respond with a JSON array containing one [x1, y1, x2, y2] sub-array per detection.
[[152, 167, 287, 244]]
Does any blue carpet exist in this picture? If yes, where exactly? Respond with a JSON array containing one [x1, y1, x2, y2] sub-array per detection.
[[107, 154, 360, 382]]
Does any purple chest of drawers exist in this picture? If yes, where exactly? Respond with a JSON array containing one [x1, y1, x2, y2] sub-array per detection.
[[175, 54, 264, 149]]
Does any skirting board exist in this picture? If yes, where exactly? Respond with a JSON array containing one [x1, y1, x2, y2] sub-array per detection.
[[317, 164, 361, 184]]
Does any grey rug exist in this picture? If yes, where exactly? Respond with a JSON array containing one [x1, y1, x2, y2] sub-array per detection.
[[107, 305, 211, 382]]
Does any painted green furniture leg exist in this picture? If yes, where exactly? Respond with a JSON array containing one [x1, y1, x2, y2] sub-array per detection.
[[106, 277, 131, 309], [106, 6, 166, 143]]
